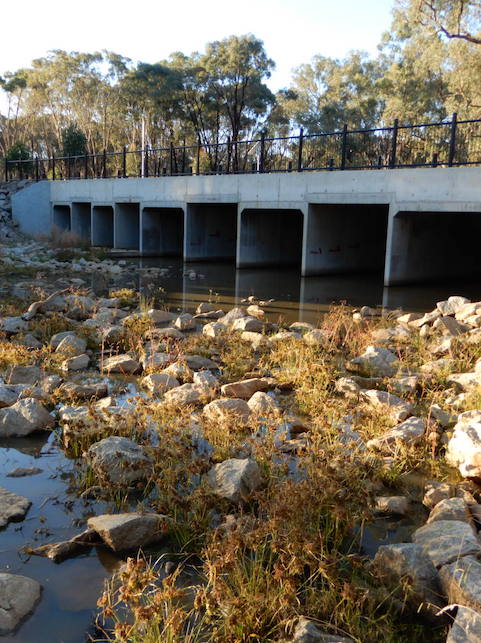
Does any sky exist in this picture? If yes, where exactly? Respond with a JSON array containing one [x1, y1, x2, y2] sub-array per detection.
[[0, 0, 395, 91]]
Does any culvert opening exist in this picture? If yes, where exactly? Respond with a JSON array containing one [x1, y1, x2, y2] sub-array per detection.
[[71, 202, 91, 243], [142, 207, 184, 255], [303, 203, 389, 276], [92, 205, 114, 248], [52, 205, 71, 232], [115, 203, 140, 250], [387, 210, 481, 285], [185, 203, 237, 262], [238, 208, 303, 268]]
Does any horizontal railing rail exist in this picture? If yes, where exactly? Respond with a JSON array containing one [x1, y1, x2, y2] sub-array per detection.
[[3, 113, 481, 182]]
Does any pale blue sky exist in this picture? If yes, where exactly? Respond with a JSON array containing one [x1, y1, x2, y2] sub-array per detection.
[[1, 0, 395, 90]]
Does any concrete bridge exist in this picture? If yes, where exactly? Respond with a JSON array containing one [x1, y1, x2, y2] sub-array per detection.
[[12, 166, 481, 286]]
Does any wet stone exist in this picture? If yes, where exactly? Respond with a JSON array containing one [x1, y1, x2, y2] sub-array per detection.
[[6, 467, 42, 478], [87, 513, 170, 552], [0, 398, 55, 437], [85, 436, 153, 485], [207, 458, 262, 503], [0, 573, 41, 635], [0, 487, 31, 528], [412, 520, 481, 568]]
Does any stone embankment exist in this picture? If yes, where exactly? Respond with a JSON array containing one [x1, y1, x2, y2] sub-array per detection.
[[0, 180, 30, 242], [1, 288, 481, 640]]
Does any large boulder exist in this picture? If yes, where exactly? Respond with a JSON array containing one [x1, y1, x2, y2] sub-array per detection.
[[85, 436, 153, 485], [101, 354, 142, 375], [426, 498, 471, 525], [0, 488, 31, 528], [203, 398, 251, 424], [366, 416, 425, 453], [446, 410, 481, 479], [446, 606, 481, 643], [412, 520, 481, 568], [207, 458, 262, 503], [0, 398, 54, 437], [247, 391, 280, 416], [283, 617, 354, 642], [221, 377, 271, 399], [439, 556, 481, 612], [141, 373, 179, 396], [347, 345, 400, 377], [163, 382, 212, 406], [87, 513, 169, 552], [0, 573, 41, 635], [0, 385, 20, 408], [361, 389, 414, 423], [437, 296, 470, 316], [7, 365, 44, 385], [55, 334, 87, 357]]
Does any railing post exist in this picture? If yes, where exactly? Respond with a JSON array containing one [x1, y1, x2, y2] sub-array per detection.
[[341, 124, 348, 170], [227, 136, 231, 173], [448, 112, 457, 167], [169, 142, 174, 175], [35, 157, 39, 182], [259, 132, 265, 173], [389, 119, 399, 169], [196, 144, 201, 175], [145, 145, 149, 178], [67, 156, 71, 180], [4, 158, 8, 182], [84, 153, 88, 179], [297, 127, 304, 172], [123, 146, 127, 178], [52, 154, 56, 181], [102, 149, 107, 178], [432, 152, 438, 168]]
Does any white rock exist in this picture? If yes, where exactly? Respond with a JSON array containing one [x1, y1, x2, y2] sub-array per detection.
[[207, 458, 262, 503], [87, 513, 169, 552], [231, 316, 265, 333], [437, 296, 470, 316], [366, 416, 426, 453], [55, 334, 87, 356], [0, 398, 54, 437], [162, 361, 193, 382], [61, 353, 90, 372], [446, 411, 481, 478], [0, 316, 28, 333], [439, 556, 481, 612], [86, 436, 153, 485], [247, 391, 280, 415], [413, 520, 481, 568], [163, 383, 210, 405], [101, 354, 141, 374], [347, 346, 399, 377], [203, 398, 251, 424], [303, 329, 328, 346], [203, 322, 227, 339], [0, 487, 31, 528], [174, 313, 196, 331], [361, 389, 414, 423], [141, 373, 179, 396], [374, 496, 410, 516]]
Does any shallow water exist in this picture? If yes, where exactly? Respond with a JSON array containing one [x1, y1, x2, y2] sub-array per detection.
[[1, 258, 478, 641]]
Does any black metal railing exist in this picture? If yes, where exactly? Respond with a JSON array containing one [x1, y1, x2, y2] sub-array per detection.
[[3, 113, 481, 182]]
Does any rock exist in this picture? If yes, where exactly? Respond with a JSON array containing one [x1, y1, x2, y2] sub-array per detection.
[[455, 302, 481, 321], [203, 398, 251, 424], [303, 329, 328, 346], [335, 377, 362, 398], [162, 361, 193, 382], [439, 556, 481, 612], [0, 385, 20, 408], [0, 398, 54, 437], [148, 326, 184, 340], [433, 316, 470, 337], [246, 304, 265, 319], [174, 313, 196, 331], [6, 467, 42, 477], [430, 404, 457, 428], [423, 482, 452, 508], [61, 353, 90, 371], [13, 334, 43, 349], [30, 528, 100, 562], [446, 605, 481, 643], [0, 316, 29, 333], [207, 458, 262, 503], [55, 334, 87, 356], [270, 330, 301, 342], [347, 346, 399, 377], [290, 321, 314, 332], [410, 310, 441, 328], [286, 617, 354, 642], [59, 381, 108, 400], [388, 375, 419, 395], [371, 326, 412, 345], [428, 336, 453, 356], [413, 520, 481, 568], [374, 496, 410, 516], [247, 391, 280, 416], [231, 316, 265, 333], [0, 573, 41, 635], [203, 322, 227, 339], [437, 296, 470, 316], [145, 309, 177, 325], [447, 372, 481, 393], [361, 389, 414, 423], [163, 383, 210, 406], [140, 352, 171, 371], [185, 355, 218, 371], [446, 411, 481, 479], [218, 307, 246, 325], [221, 377, 271, 399], [196, 302, 217, 314], [241, 330, 271, 350], [7, 365, 44, 385], [0, 488, 31, 527], [101, 354, 141, 375], [141, 373, 179, 396], [85, 436, 153, 485], [427, 497, 471, 525], [420, 358, 456, 374], [193, 370, 219, 392], [87, 513, 169, 552], [366, 416, 426, 453], [372, 543, 442, 611], [397, 312, 423, 325]]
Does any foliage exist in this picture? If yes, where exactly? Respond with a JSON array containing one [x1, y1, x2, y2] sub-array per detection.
[[61, 124, 88, 157]]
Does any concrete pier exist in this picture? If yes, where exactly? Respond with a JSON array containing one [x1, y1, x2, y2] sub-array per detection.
[[11, 167, 481, 285]]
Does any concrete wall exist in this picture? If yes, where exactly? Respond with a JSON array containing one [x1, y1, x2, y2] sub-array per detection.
[[71, 202, 91, 242], [10, 167, 481, 284]]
